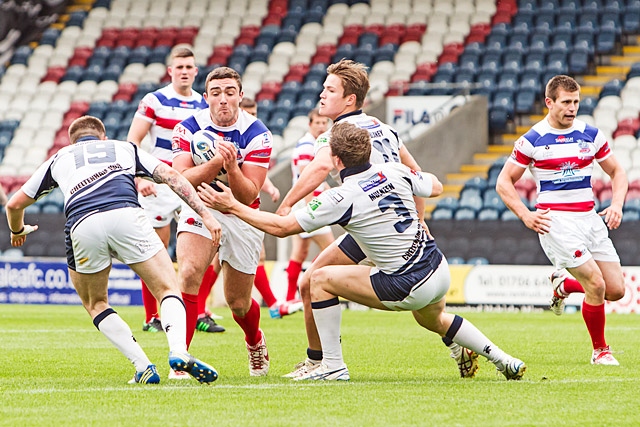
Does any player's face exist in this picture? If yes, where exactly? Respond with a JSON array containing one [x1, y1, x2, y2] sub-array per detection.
[[545, 89, 580, 129], [204, 78, 242, 127], [309, 115, 329, 138], [318, 74, 355, 120], [168, 57, 197, 94]]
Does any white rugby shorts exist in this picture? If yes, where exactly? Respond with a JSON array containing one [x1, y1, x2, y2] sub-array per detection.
[[68, 207, 165, 273], [138, 183, 182, 227], [538, 209, 620, 269], [177, 204, 264, 275]]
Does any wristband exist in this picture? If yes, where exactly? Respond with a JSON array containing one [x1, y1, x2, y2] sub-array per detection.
[[10, 226, 25, 235]]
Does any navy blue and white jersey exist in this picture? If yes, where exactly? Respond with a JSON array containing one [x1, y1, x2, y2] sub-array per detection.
[[294, 161, 440, 275], [21, 138, 161, 219], [314, 110, 404, 182]]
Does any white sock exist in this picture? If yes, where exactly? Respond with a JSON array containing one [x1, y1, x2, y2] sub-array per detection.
[[446, 315, 510, 368], [311, 298, 345, 370], [160, 295, 188, 354], [94, 308, 151, 372]]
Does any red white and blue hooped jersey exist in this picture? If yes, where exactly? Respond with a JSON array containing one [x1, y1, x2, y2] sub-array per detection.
[[21, 137, 161, 219], [315, 110, 404, 182], [134, 84, 207, 164], [294, 161, 441, 275], [172, 108, 273, 208], [508, 118, 611, 212], [291, 131, 324, 196]]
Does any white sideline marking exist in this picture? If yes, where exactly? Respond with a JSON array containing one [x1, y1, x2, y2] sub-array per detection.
[[4, 377, 636, 395]]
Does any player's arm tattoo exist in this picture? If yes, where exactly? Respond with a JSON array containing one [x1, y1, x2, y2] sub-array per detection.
[[152, 163, 209, 218]]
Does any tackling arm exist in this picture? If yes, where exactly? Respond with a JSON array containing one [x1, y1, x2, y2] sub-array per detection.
[[277, 146, 334, 215], [152, 162, 222, 244], [198, 182, 304, 237]]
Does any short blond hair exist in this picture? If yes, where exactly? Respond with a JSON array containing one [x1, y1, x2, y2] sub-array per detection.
[[327, 59, 370, 109], [68, 116, 106, 144]]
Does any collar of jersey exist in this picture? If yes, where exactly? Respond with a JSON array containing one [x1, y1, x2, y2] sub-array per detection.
[[334, 109, 363, 123], [340, 162, 371, 181]]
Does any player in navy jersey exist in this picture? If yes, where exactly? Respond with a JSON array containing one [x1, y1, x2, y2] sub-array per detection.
[[172, 67, 273, 376], [275, 59, 428, 379], [200, 122, 526, 381], [127, 46, 225, 338], [497, 75, 627, 365], [5, 116, 220, 384]]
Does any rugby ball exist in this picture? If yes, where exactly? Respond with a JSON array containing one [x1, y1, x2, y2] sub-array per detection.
[[190, 129, 218, 165]]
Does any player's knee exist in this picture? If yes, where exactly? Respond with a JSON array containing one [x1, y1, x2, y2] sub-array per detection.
[[605, 277, 626, 301], [178, 263, 205, 292], [227, 299, 249, 317]]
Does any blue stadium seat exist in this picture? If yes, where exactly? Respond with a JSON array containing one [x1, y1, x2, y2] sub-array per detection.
[[463, 176, 488, 193], [333, 44, 356, 63], [595, 27, 617, 55], [483, 189, 507, 212], [436, 197, 459, 211], [430, 208, 454, 220], [579, 97, 597, 115], [268, 111, 290, 135], [447, 256, 466, 265], [599, 79, 623, 98], [627, 62, 640, 79], [623, 6, 640, 34], [515, 89, 537, 114], [454, 207, 477, 220], [466, 256, 490, 265], [568, 45, 591, 75], [473, 71, 498, 97], [485, 34, 507, 55], [62, 65, 84, 83], [477, 208, 501, 221]]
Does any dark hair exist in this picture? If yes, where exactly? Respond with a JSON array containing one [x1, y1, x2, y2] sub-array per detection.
[[68, 116, 106, 144], [326, 59, 370, 109], [240, 97, 256, 109], [329, 122, 371, 168], [545, 75, 580, 100], [205, 66, 243, 93]]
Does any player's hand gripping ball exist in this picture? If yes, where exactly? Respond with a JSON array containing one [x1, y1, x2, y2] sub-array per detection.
[[191, 130, 218, 165]]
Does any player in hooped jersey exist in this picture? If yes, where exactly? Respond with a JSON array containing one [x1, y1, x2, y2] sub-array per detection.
[[497, 75, 627, 365], [275, 60, 434, 379], [200, 122, 526, 381], [285, 108, 335, 302], [5, 116, 220, 384], [171, 67, 273, 376], [127, 46, 224, 337]]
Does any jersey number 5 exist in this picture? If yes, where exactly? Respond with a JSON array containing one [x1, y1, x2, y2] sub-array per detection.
[[378, 193, 412, 233]]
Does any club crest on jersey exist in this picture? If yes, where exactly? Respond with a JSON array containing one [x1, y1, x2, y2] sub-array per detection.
[[577, 140, 592, 159], [359, 171, 388, 191]]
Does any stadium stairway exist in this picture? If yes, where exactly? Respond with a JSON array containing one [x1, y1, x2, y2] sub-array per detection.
[[499, 35, 640, 147], [426, 34, 640, 220]]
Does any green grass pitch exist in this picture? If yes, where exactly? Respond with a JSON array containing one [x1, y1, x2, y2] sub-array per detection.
[[1, 304, 638, 426]]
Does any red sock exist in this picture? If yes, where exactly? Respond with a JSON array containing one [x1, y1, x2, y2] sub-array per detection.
[[233, 298, 261, 345], [286, 260, 303, 301], [197, 265, 218, 317], [182, 292, 198, 349], [582, 300, 607, 349], [254, 264, 277, 307], [141, 279, 158, 322], [563, 277, 585, 295]]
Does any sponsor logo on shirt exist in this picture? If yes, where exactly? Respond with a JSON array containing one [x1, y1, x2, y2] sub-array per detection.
[[555, 135, 573, 143], [358, 171, 388, 191]]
